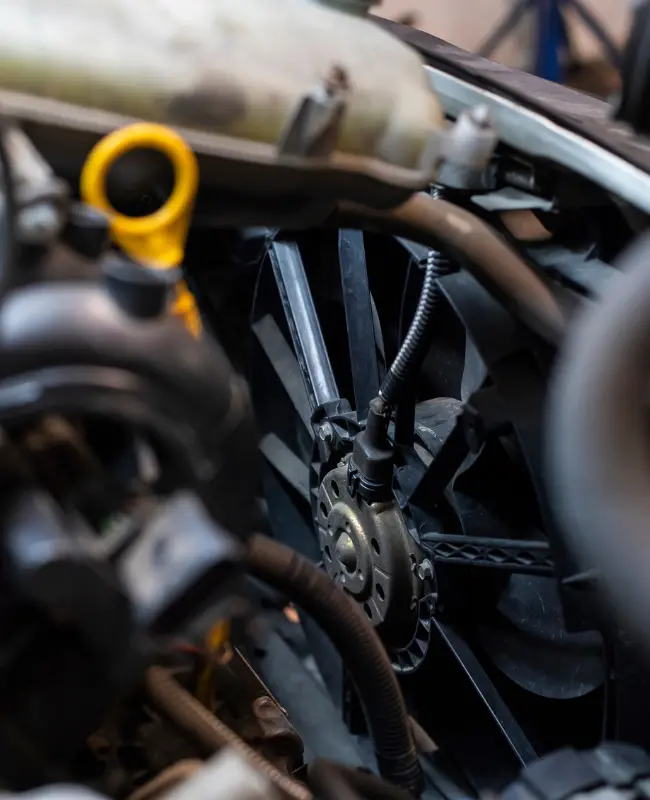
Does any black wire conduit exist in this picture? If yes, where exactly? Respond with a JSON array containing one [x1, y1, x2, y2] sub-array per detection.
[[245, 533, 423, 797]]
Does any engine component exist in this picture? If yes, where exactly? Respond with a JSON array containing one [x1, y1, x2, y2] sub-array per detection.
[[317, 457, 422, 649], [3, 125, 67, 246], [4, 13, 650, 800], [0, 485, 245, 787], [0, 124, 17, 300], [0, 0, 445, 208], [347, 398, 394, 501], [340, 192, 566, 345], [503, 744, 650, 800], [361, 106, 497, 410], [0, 236, 258, 786], [377, 190, 455, 410], [144, 667, 309, 800], [436, 105, 498, 192], [245, 533, 422, 796], [0, 274, 257, 536], [81, 123, 202, 337]]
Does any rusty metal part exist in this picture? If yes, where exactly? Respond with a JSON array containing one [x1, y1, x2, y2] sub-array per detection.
[[317, 460, 422, 650], [338, 192, 567, 344], [208, 648, 304, 774], [251, 696, 304, 775], [144, 667, 312, 800], [127, 761, 203, 800], [210, 647, 280, 719]]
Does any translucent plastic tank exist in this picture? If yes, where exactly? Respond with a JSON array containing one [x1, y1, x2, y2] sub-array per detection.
[[0, 0, 444, 173]]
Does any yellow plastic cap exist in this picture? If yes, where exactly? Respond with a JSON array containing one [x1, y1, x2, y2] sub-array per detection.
[[80, 123, 199, 269]]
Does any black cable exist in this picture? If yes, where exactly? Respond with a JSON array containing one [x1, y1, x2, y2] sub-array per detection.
[[0, 124, 17, 303], [379, 187, 453, 409], [246, 533, 423, 797], [337, 194, 566, 345]]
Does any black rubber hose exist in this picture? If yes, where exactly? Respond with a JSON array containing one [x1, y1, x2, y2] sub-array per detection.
[[338, 193, 565, 345], [380, 187, 451, 407], [548, 231, 650, 643], [246, 534, 422, 797]]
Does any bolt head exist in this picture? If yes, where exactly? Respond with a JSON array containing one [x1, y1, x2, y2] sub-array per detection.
[[417, 559, 434, 581], [335, 531, 357, 573], [318, 421, 335, 443]]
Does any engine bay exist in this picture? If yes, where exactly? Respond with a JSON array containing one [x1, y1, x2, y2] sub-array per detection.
[[0, 2, 649, 800]]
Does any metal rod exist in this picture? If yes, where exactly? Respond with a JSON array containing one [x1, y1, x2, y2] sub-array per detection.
[[566, 0, 621, 69], [259, 432, 310, 503], [433, 620, 538, 766], [338, 229, 380, 422], [478, 0, 534, 58], [269, 240, 339, 413]]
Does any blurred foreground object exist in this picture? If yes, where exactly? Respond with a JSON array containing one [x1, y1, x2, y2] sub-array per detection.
[[549, 232, 650, 646], [0, 0, 444, 209]]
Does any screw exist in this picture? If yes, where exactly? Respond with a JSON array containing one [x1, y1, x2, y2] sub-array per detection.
[[318, 421, 335, 444], [417, 559, 434, 581]]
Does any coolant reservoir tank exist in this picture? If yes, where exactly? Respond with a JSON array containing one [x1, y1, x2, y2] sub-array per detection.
[[0, 0, 444, 180]]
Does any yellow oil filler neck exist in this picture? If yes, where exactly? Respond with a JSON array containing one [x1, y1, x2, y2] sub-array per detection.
[[80, 123, 202, 337]]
